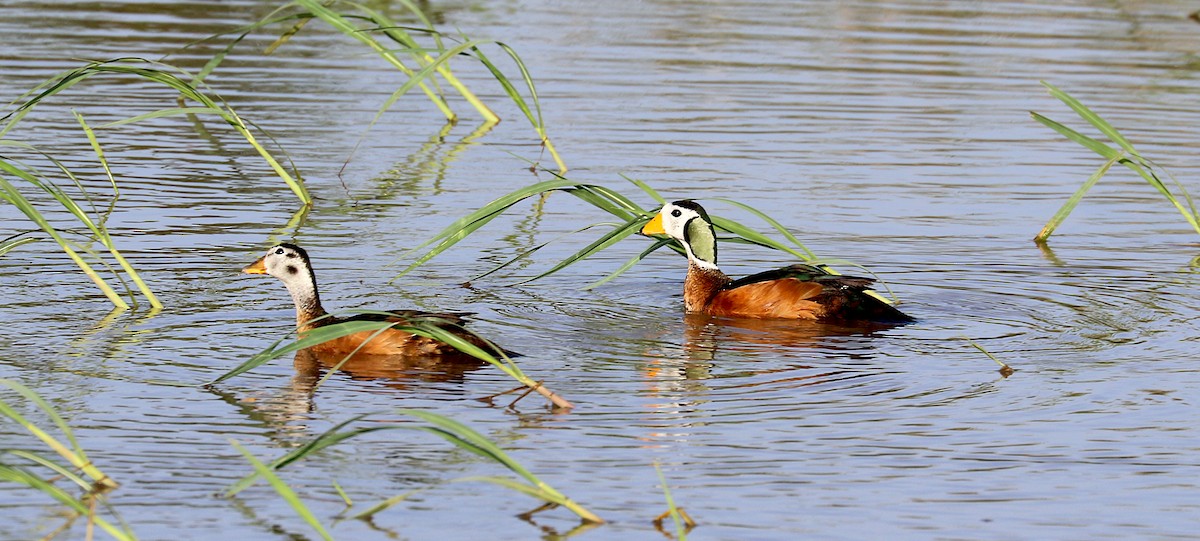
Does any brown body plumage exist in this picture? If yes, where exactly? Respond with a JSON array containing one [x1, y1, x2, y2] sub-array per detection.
[[243, 243, 499, 357], [643, 200, 913, 324]]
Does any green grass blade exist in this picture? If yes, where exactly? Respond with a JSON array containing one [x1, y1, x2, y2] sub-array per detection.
[[97, 107, 226, 128], [7, 59, 310, 204], [391, 206, 509, 280], [373, 39, 485, 124], [397, 176, 852, 290], [342, 488, 425, 520], [710, 197, 817, 260], [391, 178, 590, 279], [341, 38, 487, 167], [709, 215, 811, 262], [353, 3, 498, 123], [562, 187, 638, 221], [0, 379, 117, 489], [74, 112, 119, 196], [1030, 111, 1120, 160], [621, 174, 666, 204], [0, 466, 136, 541], [292, 0, 455, 121], [389, 0, 436, 29], [467, 42, 541, 131], [226, 413, 384, 497], [208, 319, 396, 384], [262, 13, 313, 55], [397, 409, 539, 483], [965, 339, 1010, 369], [1041, 81, 1139, 156], [230, 440, 334, 541], [568, 184, 650, 218], [512, 217, 648, 285], [466, 41, 565, 170], [0, 175, 127, 308], [964, 337, 1015, 377], [1035, 156, 1119, 242], [655, 463, 688, 541], [1117, 159, 1200, 233], [583, 237, 673, 290], [176, 8, 306, 83], [452, 475, 558, 502], [0, 236, 38, 256], [472, 223, 620, 282], [1153, 161, 1200, 225], [74, 112, 163, 309], [331, 479, 352, 508], [1034, 85, 1200, 237], [213, 311, 569, 406], [458, 475, 603, 523], [396, 410, 602, 522], [0, 107, 31, 138], [5, 449, 94, 492]]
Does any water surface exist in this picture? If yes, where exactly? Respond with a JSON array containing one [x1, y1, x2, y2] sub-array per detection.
[[2, 0, 1200, 539]]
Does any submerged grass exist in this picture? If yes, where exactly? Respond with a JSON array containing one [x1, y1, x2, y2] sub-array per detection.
[[653, 463, 696, 540], [1031, 81, 1200, 242], [964, 338, 1015, 378], [191, 0, 565, 171], [232, 440, 334, 541], [208, 311, 574, 409], [227, 410, 602, 525], [0, 379, 135, 541]]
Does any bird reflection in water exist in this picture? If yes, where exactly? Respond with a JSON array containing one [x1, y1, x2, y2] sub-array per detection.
[[682, 312, 907, 361], [231, 347, 488, 440], [643, 312, 908, 386], [289, 346, 487, 398]]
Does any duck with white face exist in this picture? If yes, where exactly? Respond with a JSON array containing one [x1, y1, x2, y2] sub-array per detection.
[[641, 200, 913, 324], [242, 243, 503, 357]]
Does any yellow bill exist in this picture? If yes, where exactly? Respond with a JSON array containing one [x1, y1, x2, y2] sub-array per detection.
[[641, 212, 666, 235]]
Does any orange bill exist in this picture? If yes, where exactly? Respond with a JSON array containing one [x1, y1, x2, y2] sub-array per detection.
[[242, 256, 268, 274]]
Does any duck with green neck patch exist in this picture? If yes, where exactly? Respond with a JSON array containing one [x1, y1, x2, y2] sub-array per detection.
[[640, 200, 913, 324]]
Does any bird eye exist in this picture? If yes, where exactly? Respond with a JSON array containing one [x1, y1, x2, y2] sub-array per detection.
[[274, 248, 284, 254], [671, 209, 682, 218]]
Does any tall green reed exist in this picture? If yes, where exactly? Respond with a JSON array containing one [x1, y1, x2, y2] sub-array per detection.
[[226, 409, 603, 524], [3, 58, 308, 204], [391, 173, 897, 299], [0, 166, 133, 309], [1031, 81, 1199, 242], [0, 131, 161, 310], [0, 379, 135, 541], [1, 58, 311, 308], [191, 0, 566, 171]]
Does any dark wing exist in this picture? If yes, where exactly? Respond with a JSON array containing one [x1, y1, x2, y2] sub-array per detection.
[[341, 310, 474, 328], [717, 264, 913, 323], [722, 264, 875, 291], [336, 310, 520, 357]]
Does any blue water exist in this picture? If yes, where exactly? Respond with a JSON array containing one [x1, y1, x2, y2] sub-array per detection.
[[1, 1, 1199, 539]]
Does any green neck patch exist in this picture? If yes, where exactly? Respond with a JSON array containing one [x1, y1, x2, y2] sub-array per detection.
[[683, 217, 718, 265]]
